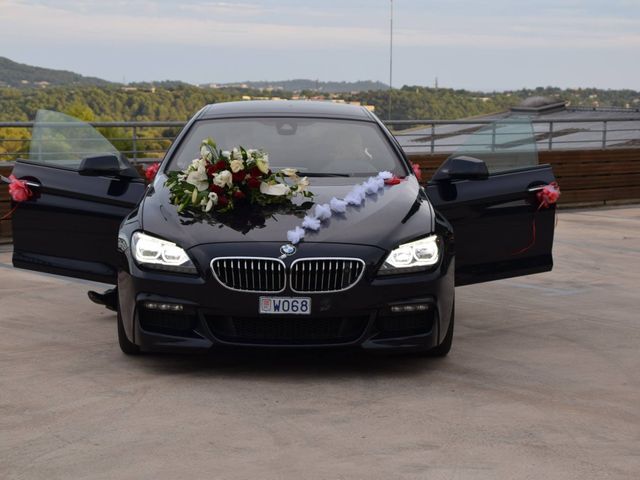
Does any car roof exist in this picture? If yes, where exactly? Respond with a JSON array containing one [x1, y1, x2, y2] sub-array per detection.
[[198, 100, 374, 121]]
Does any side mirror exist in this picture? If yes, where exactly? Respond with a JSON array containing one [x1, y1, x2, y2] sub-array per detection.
[[78, 154, 122, 176], [431, 155, 489, 182]]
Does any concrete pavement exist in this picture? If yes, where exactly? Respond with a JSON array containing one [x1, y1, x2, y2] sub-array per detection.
[[1, 206, 639, 479]]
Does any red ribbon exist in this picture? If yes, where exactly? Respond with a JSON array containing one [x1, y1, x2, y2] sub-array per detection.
[[0, 206, 18, 222], [512, 182, 560, 255], [384, 175, 402, 185]]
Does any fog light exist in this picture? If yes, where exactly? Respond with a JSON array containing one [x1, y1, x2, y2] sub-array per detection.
[[143, 301, 184, 312], [390, 303, 430, 314]]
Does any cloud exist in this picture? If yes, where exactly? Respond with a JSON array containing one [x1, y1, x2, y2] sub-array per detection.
[[3, 0, 639, 51]]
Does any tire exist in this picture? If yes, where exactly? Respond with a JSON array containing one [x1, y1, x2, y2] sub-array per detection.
[[425, 301, 454, 358], [117, 307, 140, 355]]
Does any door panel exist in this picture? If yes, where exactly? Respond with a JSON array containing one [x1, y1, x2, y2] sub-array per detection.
[[427, 165, 556, 286], [11, 160, 146, 283]]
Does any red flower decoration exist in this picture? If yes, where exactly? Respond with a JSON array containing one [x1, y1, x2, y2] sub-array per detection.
[[213, 160, 227, 172], [512, 182, 561, 256], [217, 195, 229, 207], [209, 184, 224, 194], [412, 163, 422, 181], [537, 182, 560, 208], [248, 166, 262, 178], [384, 175, 402, 186], [8, 175, 32, 203], [232, 170, 246, 183], [144, 162, 160, 182], [247, 177, 261, 189], [233, 190, 246, 200]]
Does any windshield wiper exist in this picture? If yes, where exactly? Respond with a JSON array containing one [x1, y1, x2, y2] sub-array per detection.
[[302, 172, 351, 177]]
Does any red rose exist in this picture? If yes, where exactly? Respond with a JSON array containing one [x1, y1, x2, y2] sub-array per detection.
[[232, 170, 246, 183], [247, 177, 261, 189], [207, 160, 227, 175], [144, 162, 160, 182], [248, 166, 262, 178], [217, 195, 229, 207], [209, 184, 223, 194], [8, 175, 32, 203], [233, 190, 246, 200]]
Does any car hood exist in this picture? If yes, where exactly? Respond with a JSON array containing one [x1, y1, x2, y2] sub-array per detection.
[[141, 175, 433, 252]]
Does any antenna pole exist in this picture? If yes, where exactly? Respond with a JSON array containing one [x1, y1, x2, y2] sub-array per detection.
[[388, 0, 393, 120]]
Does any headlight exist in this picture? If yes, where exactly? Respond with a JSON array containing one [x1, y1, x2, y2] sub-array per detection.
[[378, 235, 441, 276], [131, 232, 197, 274]]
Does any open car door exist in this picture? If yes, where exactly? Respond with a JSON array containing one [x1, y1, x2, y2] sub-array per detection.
[[8, 110, 147, 284], [426, 118, 556, 286]]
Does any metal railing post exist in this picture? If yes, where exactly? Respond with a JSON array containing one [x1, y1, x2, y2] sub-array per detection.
[[430, 123, 435, 154], [132, 126, 138, 160], [491, 123, 496, 152], [548, 121, 554, 151], [601, 121, 608, 150]]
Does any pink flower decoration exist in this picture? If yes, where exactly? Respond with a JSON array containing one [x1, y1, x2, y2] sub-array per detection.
[[411, 163, 422, 181], [145, 162, 160, 182], [537, 182, 561, 208], [8, 175, 32, 203]]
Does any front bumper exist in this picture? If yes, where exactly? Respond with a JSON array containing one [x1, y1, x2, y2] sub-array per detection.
[[118, 242, 455, 353]]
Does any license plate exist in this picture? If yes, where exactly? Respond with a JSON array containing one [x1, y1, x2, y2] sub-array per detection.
[[259, 296, 311, 315]]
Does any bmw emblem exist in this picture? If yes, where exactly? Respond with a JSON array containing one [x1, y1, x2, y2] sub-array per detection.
[[279, 244, 297, 258]]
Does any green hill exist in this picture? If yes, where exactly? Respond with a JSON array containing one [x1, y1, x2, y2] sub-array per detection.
[[0, 56, 116, 88]]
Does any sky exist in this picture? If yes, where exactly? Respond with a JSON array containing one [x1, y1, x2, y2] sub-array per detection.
[[1, 0, 639, 91]]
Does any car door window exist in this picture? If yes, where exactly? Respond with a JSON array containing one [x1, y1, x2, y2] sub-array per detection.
[[452, 117, 538, 174], [28, 110, 123, 170]]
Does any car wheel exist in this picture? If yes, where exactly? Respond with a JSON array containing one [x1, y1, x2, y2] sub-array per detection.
[[117, 307, 140, 355], [425, 301, 454, 357]]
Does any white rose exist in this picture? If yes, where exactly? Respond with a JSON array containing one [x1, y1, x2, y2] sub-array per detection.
[[213, 170, 233, 189], [230, 159, 244, 173], [231, 148, 241, 160], [281, 168, 298, 177], [260, 182, 290, 196], [221, 150, 231, 159], [185, 164, 209, 191], [256, 154, 269, 174]]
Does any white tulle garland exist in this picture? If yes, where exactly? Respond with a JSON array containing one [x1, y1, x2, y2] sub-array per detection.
[[286, 171, 394, 245]]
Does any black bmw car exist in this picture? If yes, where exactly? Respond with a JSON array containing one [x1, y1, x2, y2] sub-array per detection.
[[8, 102, 556, 356]]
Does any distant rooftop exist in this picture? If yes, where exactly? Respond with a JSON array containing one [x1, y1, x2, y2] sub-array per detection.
[[393, 96, 640, 154], [510, 96, 567, 114]]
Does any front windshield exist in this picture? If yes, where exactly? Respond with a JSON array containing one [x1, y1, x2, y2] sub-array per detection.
[[168, 117, 405, 177]]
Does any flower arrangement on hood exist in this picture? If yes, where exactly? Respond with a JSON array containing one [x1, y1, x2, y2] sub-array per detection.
[[165, 138, 313, 213]]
